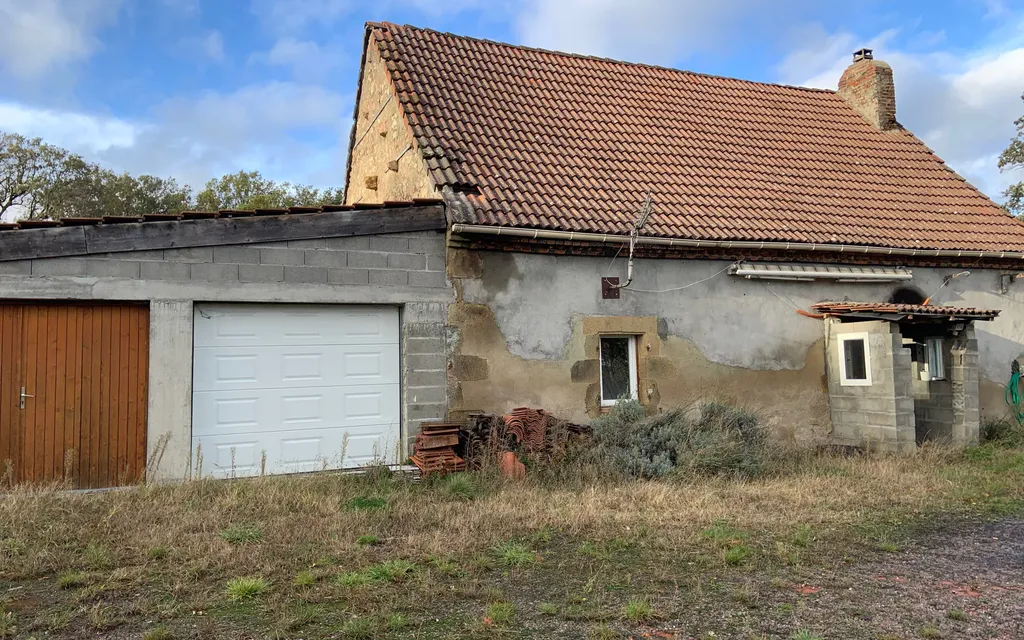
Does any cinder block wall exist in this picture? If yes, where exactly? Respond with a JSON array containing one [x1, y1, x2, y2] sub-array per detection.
[[0, 231, 448, 288], [0, 229, 452, 480], [826, 319, 917, 452]]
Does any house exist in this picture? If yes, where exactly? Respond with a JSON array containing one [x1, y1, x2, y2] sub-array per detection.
[[0, 23, 1021, 489], [344, 23, 1024, 451]]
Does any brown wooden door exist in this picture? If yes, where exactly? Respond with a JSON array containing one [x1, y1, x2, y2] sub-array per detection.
[[0, 303, 149, 489]]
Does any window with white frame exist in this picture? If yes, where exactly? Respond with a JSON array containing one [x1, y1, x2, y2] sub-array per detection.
[[600, 335, 638, 406], [925, 337, 945, 380], [838, 333, 871, 386]]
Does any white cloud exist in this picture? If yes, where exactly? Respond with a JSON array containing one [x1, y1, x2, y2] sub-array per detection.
[[200, 30, 225, 62], [515, 0, 798, 64], [777, 26, 1024, 204], [0, 101, 140, 153], [0, 0, 121, 79], [0, 83, 350, 191], [251, 38, 342, 82], [160, 0, 200, 16]]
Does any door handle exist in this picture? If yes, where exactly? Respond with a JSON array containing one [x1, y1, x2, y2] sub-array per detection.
[[20, 386, 33, 410]]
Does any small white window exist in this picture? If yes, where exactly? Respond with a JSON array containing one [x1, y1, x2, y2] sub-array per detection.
[[838, 333, 872, 386], [925, 337, 945, 380], [599, 335, 638, 406]]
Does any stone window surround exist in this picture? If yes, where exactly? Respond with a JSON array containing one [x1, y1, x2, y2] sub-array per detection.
[[580, 316, 660, 416]]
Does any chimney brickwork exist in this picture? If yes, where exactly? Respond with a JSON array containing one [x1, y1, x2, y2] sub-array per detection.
[[837, 49, 897, 131]]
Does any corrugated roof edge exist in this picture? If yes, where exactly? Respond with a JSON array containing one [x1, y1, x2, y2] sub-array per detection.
[[367, 21, 838, 95], [0, 199, 444, 232]]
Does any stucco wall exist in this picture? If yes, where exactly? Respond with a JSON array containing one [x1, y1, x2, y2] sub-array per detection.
[[448, 248, 1024, 440], [0, 230, 452, 481], [345, 39, 437, 205]]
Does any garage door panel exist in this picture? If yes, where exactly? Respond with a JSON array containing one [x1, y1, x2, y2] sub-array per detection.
[[192, 304, 402, 478], [193, 344, 401, 391], [194, 304, 399, 348], [196, 425, 400, 478], [194, 384, 399, 436]]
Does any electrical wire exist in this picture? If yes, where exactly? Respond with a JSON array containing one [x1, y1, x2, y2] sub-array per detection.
[[623, 263, 735, 293], [760, 282, 823, 318]]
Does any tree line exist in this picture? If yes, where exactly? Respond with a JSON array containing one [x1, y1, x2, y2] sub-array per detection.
[[0, 131, 344, 220]]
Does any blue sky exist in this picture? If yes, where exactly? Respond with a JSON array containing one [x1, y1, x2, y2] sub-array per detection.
[[0, 0, 1022, 205]]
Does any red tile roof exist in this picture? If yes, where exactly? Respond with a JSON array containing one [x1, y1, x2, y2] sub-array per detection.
[[811, 302, 1000, 320], [366, 22, 1024, 252]]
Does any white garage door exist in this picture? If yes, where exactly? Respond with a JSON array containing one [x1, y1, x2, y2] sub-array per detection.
[[192, 304, 401, 478]]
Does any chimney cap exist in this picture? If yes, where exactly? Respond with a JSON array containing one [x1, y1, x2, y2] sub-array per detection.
[[853, 48, 874, 62]]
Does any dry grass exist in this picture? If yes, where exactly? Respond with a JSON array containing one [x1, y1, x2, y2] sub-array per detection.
[[0, 445, 1021, 638]]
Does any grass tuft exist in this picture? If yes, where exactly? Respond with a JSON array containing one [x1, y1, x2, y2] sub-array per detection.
[[790, 631, 823, 640], [485, 602, 515, 626], [335, 571, 371, 588], [293, 570, 316, 587], [345, 496, 387, 511], [365, 559, 416, 583], [920, 625, 942, 638], [57, 571, 88, 589], [494, 540, 536, 567], [356, 534, 380, 546], [341, 616, 377, 639], [219, 524, 263, 545], [147, 546, 169, 560], [225, 576, 268, 601], [442, 473, 479, 500], [723, 544, 753, 566], [947, 608, 968, 621], [83, 541, 112, 569], [538, 602, 558, 616], [385, 613, 407, 631], [142, 627, 175, 640], [622, 597, 654, 622]]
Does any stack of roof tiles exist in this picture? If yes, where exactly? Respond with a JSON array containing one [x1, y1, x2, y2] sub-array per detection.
[[411, 422, 466, 475], [359, 22, 1024, 252]]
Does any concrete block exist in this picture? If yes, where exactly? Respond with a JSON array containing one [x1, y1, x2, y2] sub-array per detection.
[[324, 236, 370, 250], [0, 260, 32, 275], [260, 248, 305, 265], [284, 266, 328, 284], [31, 258, 87, 276], [369, 269, 409, 286], [86, 260, 141, 279], [164, 247, 213, 263], [304, 250, 348, 268], [406, 353, 445, 371], [98, 250, 165, 260], [865, 411, 897, 428], [406, 368, 446, 387], [426, 253, 447, 273], [141, 261, 191, 281], [403, 303, 447, 323], [408, 386, 447, 403], [405, 336, 445, 354], [370, 236, 409, 252], [409, 270, 447, 288], [388, 253, 427, 270], [404, 322, 445, 338], [213, 246, 260, 264], [288, 239, 326, 249], [348, 251, 388, 269], [191, 263, 239, 282], [406, 402, 448, 422], [239, 264, 285, 283], [408, 236, 446, 255], [328, 268, 369, 285]]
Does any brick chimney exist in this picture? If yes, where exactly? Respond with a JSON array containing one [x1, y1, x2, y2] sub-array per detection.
[[838, 49, 896, 130]]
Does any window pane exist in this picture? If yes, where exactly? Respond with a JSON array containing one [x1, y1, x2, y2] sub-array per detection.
[[843, 339, 867, 380], [600, 337, 632, 402]]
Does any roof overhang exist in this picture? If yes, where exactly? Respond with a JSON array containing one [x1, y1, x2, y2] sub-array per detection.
[[448, 223, 1024, 261], [729, 262, 912, 282], [812, 301, 1000, 323]]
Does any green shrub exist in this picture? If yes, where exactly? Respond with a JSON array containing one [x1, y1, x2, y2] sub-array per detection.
[[589, 400, 773, 479]]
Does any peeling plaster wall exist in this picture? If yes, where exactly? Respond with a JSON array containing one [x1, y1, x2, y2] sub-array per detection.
[[448, 249, 1024, 439], [345, 40, 436, 205]]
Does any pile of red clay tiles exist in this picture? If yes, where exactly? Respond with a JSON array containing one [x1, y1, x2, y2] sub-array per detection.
[[411, 421, 466, 475]]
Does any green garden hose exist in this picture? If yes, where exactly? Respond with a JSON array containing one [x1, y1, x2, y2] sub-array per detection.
[[1006, 361, 1024, 425]]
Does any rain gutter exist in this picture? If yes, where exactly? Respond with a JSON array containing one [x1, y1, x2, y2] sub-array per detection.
[[449, 224, 1024, 261]]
